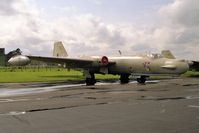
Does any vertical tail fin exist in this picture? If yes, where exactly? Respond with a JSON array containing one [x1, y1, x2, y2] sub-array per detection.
[[53, 41, 68, 57], [161, 50, 175, 59]]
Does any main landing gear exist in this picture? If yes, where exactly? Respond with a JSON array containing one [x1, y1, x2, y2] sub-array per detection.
[[85, 72, 147, 86], [136, 76, 147, 84], [120, 74, 130, 84], [120, 75, 147, 84], [85, 73, 96, 86]]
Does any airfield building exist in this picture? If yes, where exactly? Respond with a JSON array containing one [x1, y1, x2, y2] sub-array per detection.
[[0, 48, 5, 66]]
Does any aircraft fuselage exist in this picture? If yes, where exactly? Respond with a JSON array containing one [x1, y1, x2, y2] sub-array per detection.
[[90, 56, 189, 76]]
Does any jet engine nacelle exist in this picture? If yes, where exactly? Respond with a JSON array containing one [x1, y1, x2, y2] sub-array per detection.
[[100, 56, 109, 66], [8, 55, 30, 66]]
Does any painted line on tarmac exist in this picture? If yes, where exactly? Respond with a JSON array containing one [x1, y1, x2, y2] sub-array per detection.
[[0, 111, 26, 116], [0, 84, 84, 97], [186, 96, 199, 100], [0, 98, 29, 103], [0, 80, 160, 97], [188, 105, 199, 109]]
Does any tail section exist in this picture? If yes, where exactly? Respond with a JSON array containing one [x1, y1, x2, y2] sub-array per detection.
[[161, 50, 175, 59], [53, 41, 68, 57]]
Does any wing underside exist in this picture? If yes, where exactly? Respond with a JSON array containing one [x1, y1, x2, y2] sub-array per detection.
[[28, 56, 95, 68], [27, 55, 115, 69]]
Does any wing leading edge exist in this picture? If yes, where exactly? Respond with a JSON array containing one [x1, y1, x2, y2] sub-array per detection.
[[27, 55, 115, 68]]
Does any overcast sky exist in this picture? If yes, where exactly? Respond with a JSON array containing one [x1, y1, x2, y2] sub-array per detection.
[[0, 0, 199, 60]]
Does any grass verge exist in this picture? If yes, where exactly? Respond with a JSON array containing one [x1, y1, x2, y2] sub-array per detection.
[[182, 71, 199, 77], [0, 67, 198, 83], [0, 67, 119, 83]]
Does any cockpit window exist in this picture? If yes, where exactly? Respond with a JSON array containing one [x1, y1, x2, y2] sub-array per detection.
[[147, 54, 163, 59]]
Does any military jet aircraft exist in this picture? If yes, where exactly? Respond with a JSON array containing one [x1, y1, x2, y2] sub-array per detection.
[[17, 42, 198, 85]]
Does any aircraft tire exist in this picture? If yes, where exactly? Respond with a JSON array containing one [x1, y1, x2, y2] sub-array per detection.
[[85, 73, 96, 86], [137, 76, 146, 84], [120, 74, 129, 84]]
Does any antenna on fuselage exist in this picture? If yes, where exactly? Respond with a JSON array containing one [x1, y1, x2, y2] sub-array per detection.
[[118, 50, 122, 56]]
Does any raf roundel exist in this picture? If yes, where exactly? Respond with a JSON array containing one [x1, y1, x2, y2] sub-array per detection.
[[101, 56, 109, 66]]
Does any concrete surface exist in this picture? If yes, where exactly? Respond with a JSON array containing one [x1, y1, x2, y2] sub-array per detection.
[[0, 78, 199, 133]]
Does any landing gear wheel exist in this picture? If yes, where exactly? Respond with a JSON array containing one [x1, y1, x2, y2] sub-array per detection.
[[85, 73, 96, 86], [137, 76, 146, 84], [120, 74, 130, 84]]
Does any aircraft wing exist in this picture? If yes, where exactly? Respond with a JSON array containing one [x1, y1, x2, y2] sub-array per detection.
[[189, 61, 199, 71], [27, 55, 115, 68]]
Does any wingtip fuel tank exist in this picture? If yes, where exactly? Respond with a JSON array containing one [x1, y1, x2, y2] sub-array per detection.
[[8, 55, 30, 66]]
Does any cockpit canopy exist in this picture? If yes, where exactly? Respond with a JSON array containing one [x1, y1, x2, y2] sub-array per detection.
[[146, 53, 163, 59]]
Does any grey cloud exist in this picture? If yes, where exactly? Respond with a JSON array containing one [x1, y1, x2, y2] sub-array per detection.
[[0, 0, 19, 16], [1, 0, 199, 60], [68, 42, 99, 56], [132, 43, 156, 53], [156, 0, 199, 59], [49, 15, 128, 56], [174, 28, 199, 44], [174, 0, 199, 27], [160, 0, 199, 27], [26, 18, 40, 33], [94, 24, 127, 48]]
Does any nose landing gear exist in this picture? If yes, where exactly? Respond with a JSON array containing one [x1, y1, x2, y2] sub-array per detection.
[[137, 76, 147, 84], [85, 73, 96, 86]]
